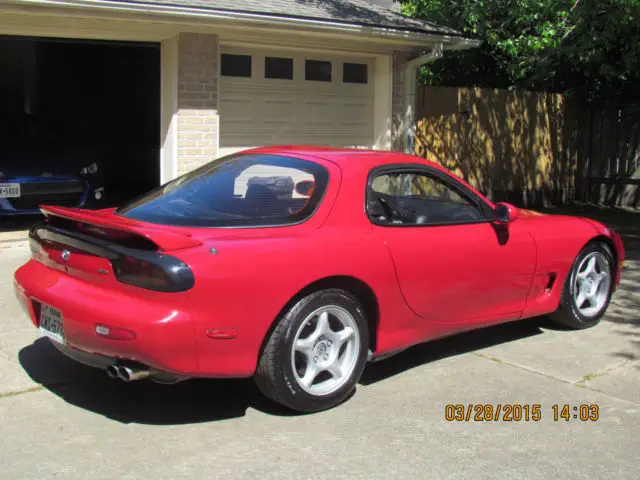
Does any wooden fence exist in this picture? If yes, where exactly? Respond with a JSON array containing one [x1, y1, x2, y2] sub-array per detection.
[[413, 86, 640, 208], [582, 105, 640, 207]]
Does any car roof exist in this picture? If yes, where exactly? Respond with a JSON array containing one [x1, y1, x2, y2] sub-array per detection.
[[246, 145, 448, 175]]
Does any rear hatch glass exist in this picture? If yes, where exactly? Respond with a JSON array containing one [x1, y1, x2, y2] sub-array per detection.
[[116, 153, 329, 227]]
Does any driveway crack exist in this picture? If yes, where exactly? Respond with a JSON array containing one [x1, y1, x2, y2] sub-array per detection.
[[473, 352, 640, 407]]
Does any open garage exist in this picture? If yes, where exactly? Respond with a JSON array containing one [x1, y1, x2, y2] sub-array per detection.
[[0, 35, 160, 215]]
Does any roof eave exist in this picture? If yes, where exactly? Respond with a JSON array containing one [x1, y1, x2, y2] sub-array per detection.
[[8, 0, 482, 48]]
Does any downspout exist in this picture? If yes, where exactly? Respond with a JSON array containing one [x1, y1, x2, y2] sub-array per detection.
[[404, 43, 443, 154]]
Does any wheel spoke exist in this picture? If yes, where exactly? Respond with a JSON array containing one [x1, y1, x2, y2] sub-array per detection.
[[585, 292, 598, 308], [315, 311, 331, 336], [327, 360, 343, 380], [299, 363, 319, 388], [597, 272, 609, 285], [334, 327, 355, 350], [585, 256, 596, 275], [295, 338, 315, 359], [576, 291, 586, 308], [299, 311, 331, 348]]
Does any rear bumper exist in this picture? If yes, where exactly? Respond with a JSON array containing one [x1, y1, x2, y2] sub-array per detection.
[[13, 259, 199, 376]]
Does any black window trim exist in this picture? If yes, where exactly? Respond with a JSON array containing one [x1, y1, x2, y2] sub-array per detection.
[[365, 163, 497, 228]]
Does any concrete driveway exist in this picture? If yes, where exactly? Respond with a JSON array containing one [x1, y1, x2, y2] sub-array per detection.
[[0, 244, 639, 479]]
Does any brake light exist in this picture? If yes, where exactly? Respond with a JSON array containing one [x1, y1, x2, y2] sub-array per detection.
[[110, 254, 194, 292], [114, 256, 171, 289]]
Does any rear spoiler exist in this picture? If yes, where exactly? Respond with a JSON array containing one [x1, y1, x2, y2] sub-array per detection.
[[40, 205, 203, 252]]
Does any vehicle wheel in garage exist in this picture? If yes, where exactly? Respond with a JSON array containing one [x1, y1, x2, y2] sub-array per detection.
[[549, 241, 616, 329], [255, 289, 369, 413]]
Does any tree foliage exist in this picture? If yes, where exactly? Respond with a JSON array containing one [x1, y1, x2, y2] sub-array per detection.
[[397, 0, 640, 103]]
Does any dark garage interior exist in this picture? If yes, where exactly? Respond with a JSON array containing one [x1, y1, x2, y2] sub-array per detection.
[[0, 35, 160, 219]]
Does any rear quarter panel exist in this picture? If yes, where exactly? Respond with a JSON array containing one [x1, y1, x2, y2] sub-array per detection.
[[176, 228, 418, 377]]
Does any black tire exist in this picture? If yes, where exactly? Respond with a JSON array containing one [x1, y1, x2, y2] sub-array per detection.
[[549, 241, 615, 329], [254, 288, 369, 413]]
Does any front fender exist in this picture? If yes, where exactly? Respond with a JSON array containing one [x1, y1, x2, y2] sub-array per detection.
[[521, 214, 624, 317]]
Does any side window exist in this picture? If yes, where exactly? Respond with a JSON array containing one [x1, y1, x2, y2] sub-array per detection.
[[368, 171, 485, 225]]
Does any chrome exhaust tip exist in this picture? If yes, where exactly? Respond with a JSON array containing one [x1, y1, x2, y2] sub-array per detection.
[[117, 365, 150, 382], [106, 365, 120, 379]]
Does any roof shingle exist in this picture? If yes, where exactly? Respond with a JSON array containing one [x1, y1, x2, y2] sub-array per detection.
[[107, 0, 463, 36]]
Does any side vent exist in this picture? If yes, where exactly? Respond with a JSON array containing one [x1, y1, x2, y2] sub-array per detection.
[[545, 273, 557, 293]]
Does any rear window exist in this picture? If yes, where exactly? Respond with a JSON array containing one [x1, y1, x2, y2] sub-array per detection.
[[117, 153, 329, 227]]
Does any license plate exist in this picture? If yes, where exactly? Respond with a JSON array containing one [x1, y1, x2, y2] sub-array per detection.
[[39, 303, 65, 344], [0, 183, 20, 198]]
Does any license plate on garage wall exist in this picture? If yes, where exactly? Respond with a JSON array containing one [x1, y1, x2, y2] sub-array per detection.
[[39, 303, 65, 344], [0, 183, 20, 198]]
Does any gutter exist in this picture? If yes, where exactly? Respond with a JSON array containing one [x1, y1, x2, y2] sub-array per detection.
[[404, 43, 444, 154], [8, 0, 481, 47]]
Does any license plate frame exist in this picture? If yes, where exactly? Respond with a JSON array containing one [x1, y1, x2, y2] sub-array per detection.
[[39, 303, 65, 344], [0, 183, 20, 198]]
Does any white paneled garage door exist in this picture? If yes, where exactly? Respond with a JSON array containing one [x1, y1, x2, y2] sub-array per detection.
[[218, 46, 375, 157]]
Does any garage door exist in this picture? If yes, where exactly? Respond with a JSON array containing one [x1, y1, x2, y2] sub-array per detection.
[[219, 47, 375, 157]]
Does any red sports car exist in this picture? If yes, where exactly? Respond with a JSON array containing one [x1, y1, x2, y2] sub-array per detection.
[[13, 146, 625, 412]]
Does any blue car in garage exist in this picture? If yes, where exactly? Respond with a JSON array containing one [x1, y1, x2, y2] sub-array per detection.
[[0, 113, 106, 216]]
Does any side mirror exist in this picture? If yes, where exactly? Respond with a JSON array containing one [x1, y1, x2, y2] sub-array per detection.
[[494, 202, 519, 223]]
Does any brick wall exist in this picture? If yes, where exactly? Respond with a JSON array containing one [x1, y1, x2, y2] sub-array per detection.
[[177, 33, 219, 176], [391, 50, 412, 152]]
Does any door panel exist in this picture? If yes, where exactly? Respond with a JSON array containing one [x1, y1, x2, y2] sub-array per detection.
[[367, 168, 536, 325], [380, 222, 536, 323]]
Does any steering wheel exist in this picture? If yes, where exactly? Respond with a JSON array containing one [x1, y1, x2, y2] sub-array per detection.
[[377, 197, 394, 220], [379, 196, 410, 224]]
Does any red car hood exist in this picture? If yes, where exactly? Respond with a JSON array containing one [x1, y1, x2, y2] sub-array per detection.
[[518, 209, 548, 217]]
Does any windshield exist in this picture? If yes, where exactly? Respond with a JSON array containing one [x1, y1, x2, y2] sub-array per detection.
[[117, 153, 329, 227]]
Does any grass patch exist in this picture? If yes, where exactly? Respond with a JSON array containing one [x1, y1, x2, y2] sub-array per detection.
[[580, 373, 601, 383]]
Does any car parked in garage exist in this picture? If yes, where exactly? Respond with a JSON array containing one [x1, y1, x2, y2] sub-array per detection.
[[0, 113, 105, 215], [13, 146, 625, 413]]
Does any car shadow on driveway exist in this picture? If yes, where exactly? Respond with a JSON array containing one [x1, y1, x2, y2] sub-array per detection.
[[19, 318, 554, 423], [18, 338, 299, 425], [360, 317, 550, 385]]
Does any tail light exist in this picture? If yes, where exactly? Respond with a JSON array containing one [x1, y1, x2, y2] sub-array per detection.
[[111, 254, 194, 293]]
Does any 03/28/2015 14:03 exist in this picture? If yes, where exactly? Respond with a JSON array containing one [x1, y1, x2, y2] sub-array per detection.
[[444, 404, 599, 422]]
